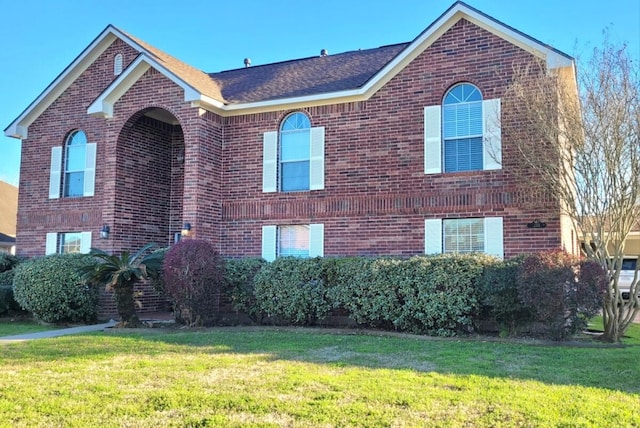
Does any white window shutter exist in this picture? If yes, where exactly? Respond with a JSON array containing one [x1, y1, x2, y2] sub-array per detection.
[[424, 219, 443, 254], [309, 223, 324, 257], [261, 225, 277, 262], [424, 106, 442, 174], [483, 98, 502, 170], [80, 232, 92, 254], [484, 217, 504, 259], [262, 131, 278, 193], [309, 127, 325, 190], [49, 146, 62, 199], [84, 143, 97, 197], [45, 232, 58, 255]]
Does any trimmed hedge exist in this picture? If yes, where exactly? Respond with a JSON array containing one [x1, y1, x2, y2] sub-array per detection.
[[330, 254, 497, 336], [12, 254, 99, 323], [477, 256, 532, 335], [225, 257, 267, 322], [254, 257, 331, 325]]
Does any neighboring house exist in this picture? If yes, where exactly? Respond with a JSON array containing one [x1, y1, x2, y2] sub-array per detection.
[[4, 2, 578, 315], [0, 181, 18, 255]]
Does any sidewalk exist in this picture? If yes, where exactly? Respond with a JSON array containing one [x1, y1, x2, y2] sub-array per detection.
[[0, 320, 117, 343]]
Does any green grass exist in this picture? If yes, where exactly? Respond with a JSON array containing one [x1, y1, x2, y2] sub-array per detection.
[[0, 322, 639, 427], [0, 317, 58, 336]]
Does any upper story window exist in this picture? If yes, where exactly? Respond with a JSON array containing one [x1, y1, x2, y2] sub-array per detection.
[[49, 130, 96, 199], [280, 112, 311, 191], [64, 130, 87, 197], [443, 83, 483, 172], [424, 83, 501, 175], [114, 53, 123, 75], [262, 112, 325, 193]]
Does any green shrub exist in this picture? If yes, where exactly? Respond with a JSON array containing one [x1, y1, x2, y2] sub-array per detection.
[[517, 250, 605, 340], [0, 285, 23, 315], [163, 239, 225, 326], [477, 256, 532, 335], [12, 254, 98, 323], [224, 257, 267, 322], [0, 253, 20, 273], [328, 257, 402, 330], [0, 269, 16, 286], [329, 254, 496, 336], [254, 257, 331, 325], [395, 254, 496, 336]]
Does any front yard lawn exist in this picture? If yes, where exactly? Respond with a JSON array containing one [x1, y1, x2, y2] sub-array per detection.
[[0, 321, 638, 427], [0, 317, 58, 337]]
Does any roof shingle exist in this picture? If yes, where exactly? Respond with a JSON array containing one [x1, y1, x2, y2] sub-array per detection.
[[209, 43, 409, 104]]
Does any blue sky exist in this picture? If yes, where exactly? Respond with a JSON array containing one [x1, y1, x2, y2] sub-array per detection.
[[1, 0, 638, 187]]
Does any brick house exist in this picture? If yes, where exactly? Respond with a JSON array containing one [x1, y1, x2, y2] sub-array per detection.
[[4, 2, 578, 315]]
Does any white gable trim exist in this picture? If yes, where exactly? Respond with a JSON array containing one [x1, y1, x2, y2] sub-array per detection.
[[87, 54, 212, 119], [4, 29, 118, 139]]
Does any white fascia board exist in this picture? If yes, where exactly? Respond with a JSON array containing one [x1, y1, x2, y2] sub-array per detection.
[[87, 54, 202, 118], [4, 28, 122, 139]]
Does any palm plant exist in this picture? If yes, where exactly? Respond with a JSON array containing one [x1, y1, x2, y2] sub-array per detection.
[[80, 243, 163, 327]]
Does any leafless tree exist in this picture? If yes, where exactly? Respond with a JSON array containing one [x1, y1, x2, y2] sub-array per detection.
[[502, 39, 640, 342]]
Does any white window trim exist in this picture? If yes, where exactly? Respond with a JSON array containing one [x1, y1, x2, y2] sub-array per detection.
[[49, 141, 97, 198], [424, 98, 501, 174], [261, 224, 324, 262], [262, 125, 325, 193], [425, 217, 503, 259], [45, 231, 92, 255]]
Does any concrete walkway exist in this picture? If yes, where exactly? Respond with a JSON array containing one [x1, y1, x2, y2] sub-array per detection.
[[0, 320, 117, 344]]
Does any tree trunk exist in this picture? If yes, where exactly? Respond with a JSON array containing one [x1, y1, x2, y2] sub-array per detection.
[[113, 283, 142, 327]]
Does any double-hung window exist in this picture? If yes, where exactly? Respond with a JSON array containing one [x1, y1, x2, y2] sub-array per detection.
[[425, 217, 504, 258], [424, 83, 501, 174], [261, 224, 324, 262], [45, 231, 92, 255], [49, 130, 96, 198], [262, 112, 324, 192]]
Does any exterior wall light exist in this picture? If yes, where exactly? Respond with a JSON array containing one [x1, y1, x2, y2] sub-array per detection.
[[100, 224, 110, 239], [181, 222, 192, 237]]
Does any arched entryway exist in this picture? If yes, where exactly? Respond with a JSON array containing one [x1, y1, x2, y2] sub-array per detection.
[[114, 107, 185, 250]]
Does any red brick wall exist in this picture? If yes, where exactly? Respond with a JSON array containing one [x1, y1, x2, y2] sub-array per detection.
[[219, 19, 563, 259]]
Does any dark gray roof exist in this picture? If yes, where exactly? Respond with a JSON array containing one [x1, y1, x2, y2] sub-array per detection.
[[209, 43, 410, 104], [0, 233, 15, 244]]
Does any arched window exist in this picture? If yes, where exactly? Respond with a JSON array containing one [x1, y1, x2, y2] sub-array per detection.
[[280, 112, 311, 191], [442, 83, 483, 172], [114, 53, 123, 75], [64, 130, 88, 197]]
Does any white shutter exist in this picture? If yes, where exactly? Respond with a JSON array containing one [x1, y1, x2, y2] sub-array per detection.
[[49, 146, 62, 199], [484, 217, 504, 259], [424, 219, 443, 254], [483, 98, 502, 170], [424, 106, 442, 174], [261, 225, 277, 262], [309, 127, 325, 190], [80, 231, 92, 254], [262, 131, 278, 193], [309, 223, 324, 257], [45, 232, 58, 255], [84, 143, 97, 197]]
